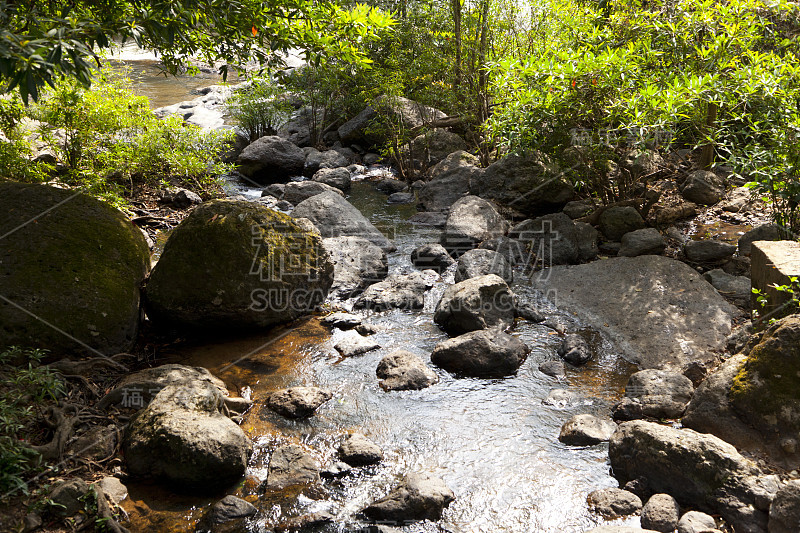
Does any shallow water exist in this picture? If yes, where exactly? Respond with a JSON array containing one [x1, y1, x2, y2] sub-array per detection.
[[122, 180, 640, 532]]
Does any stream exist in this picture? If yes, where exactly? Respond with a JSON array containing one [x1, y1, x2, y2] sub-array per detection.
[[120, 62, 643, 533]]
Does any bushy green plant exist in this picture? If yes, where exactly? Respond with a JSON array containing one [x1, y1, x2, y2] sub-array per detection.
[[227, 78, 294, 142]]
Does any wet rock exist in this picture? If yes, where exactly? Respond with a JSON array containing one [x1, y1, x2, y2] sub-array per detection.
[[618, 228, 666, 257], [587, 488, 643, 518], [354, 271, 435, 311], [312, 167, 352, 192], [237, 135, 305, 183], [585, 528, 659, 533], [543, 389, 579, 408], [558, 414, 616, 446], [305, 149, 349, 177], [768, 480, 800, 533], [292, 191, 395, 251], [612, 397, 644, 422], [374, 178, 407, 195], [283, 180, 343, 205], [557, 334, 593, 366], [599, 206, 646, 241], [388, 192, 415, 204], [208, 495, 257, 524], [473, 152, 574, 215], [532, 255, 735, 369], [417, 164, 481, 212], [455, 249, 513, 283], [411, 243, 454, 273], [406, 128, 468, 166], [479, 236, 533, 267], [321, 461, 353, 479], [265, 444, 320, 489], [363, 473, 455, 522], [681, 170, 725, 206], [356, 323, 380, 336], [684, 239, 736, 263], [146, 200, 333, 331], [321, 312, 362, 330], [262, 183, 286, 199], [334, 333, 381, 357], [266, 387, 332, 418], [0, 182, 150, 356], [677, 510, 717, 533], [510, 213, 581, 265], [49, 479, 90, 516], [538, 360, 566, 378], [441, 195, 509, 257], [703, 268, 750, 307], [274, 513, 334, 532], [641, 493, 680, 533], [338, 433, 383, 466], [123, 382, 251, 490], [96, 477, 127, 505], [433, 274, 515, 336], [515, 300, 546, 323], [431, 328, 529, 378], [377, 350, 439, 391], [738, 223, 783, 256], [408, 212, 448, 227], [623, 369, 694, 419], [323, 236, 389, 298]]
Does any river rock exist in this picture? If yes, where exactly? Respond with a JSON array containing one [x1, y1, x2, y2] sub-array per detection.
[[363, 473, 455, 522], [266, 386, 332, 418], [433, 274, 515, 336], [305, 149, 349, 177], [417, 164, 481, 212], [146, 200, 333, 331], [354, 270, 435, 311], [283, 180, 344, 205], [557, 334, 593, 366], [292, 191, 395, 251], [237, 135, 305, 183], [532, 255, 735, 369], [619, 228, 666, 257], [431, 328, 529, 377], [411, 243, 455, 272], [473, 152, 574, 215], [515, 300, 546, 323], [677, 511, 717, 533], [123, 382, 251, 490], [338, 433, 383, 466], [0, 182, 150, 356], [274, 513, 334, 532], [323, 236, 388, 298], [768, 480, 800, 533], [387, 192, 414, 204], [334, 333, 381, 357], [377, 350, 439, 391], [622, 369, 694, 419], [441, 196, 509, 257], [321, 312, 362, 330], [455, 249, 513, 283], [538, 360, 566, 377], [207, 495, 257, 524], [408, 212, 448, 227], [587, 488, 643, 518], [427, 150, 480, 179], [96, 477, 128, 505], [681, 170, 725, 206], [608, 420, 767, 532], [599, 206, 646, 241], [479, 236, 533, 266], [684, 239, 736, 262], [510, 213, 581, 265], [641, 494, 680, 533], [738, 224, 783, 256], [265, 444, 320, 489], [406, 128, 468, 166], [558, 414, 616, 445], [262, 183, 285, 199], [374, 178, 407, 195], [338, 95, 446, 146], [703, 269, 750, 307], [313, 167, 351, 192]]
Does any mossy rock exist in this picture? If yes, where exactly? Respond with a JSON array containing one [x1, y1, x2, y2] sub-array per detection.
[[730, 314, 800, 437], [145, 199, 333, 330], [0, 181, 150, 356]]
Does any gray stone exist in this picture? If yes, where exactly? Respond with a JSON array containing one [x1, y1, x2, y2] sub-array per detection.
[[441, 195, 509, 257], [321, 312, 362, 330], [377, 350, 439, 391], [574, 221, 600, 262], [684, 239, 736, 262], [641, 493, 680, 533], [433, 274, 515, 336], [533, 255, 735, 369], [338, 95, 446, 146], [338, 433, 383, 466], [624, 369, 694, 419], [283, 180, 344, 205], [266, 386, 332, 418], [49, 479, 90, 516], [750, 240, 800, 316], [587, 488, 643, 518], [619, 228, 666, 257], [427, 150, 480, 179], [510, 213, 580, 265], [363, 473, 455, 522], [356, 323, 380, 336], [558, 414, 616, 446], [720, 186, 753, 213], [417, 164, 481, 212], [96, 477, 127, 505], [323, 236, 388, 298], [455, 249, 513, 283], [274, 513, 334, 532], [262, 183, 285, 199], [631, 150, 665, 179], [334, 333, 381, 357], [408, 212, 448, 227], [411, 243, 454, 273], [292, 191, 395, 251], [557, 333, 593, 366], [406, 128, 468, 166], [681, 170, 725, 205], [677, 511, 717, 533], [305, 149, 349, 177], [265, 444, 320, 489], [237, 135, 305, 183], [313, 167, 351, 191], [738, 224, 784, 256], [320, 461, 353, 479], [563, 200, 593, 219], [585, 528, 659, 533], [478, 236, 533, 267], [515, 300, 546, 323], [538, 360, 566, 377], [388, 192, 415, 204], [374, 178, 407, 195], [599, 206, 646, 241], [208, 495, 257, 524], [354, 271, 435, 311], [704, 269, 751, 307], [768, 480, 800, 533], [431, 328, 529, 377]]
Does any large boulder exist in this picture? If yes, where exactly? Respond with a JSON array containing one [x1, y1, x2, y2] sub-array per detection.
[[558, 414, 616, 445], [608, 420, 768, 532], [473, 152, 574, 215], [312, 167, 351, 192], [454, 249, 513, 284], [237, 135, 305, 183], [354, 271, 435, 311], [338, 96, 446, 146], [681, 170, 725, 206], [684, 239, 736, 263], [417, 165, 482, 212], [363, 473, 455, 522], [0, 182, 150, 356], [292, 191, 395, 251], [283, 180, 344, 205], [145, 200, 333, 331], [622, 369, 694, 419], [427, 150, 480, 179], [304, 149, 349, 177], [322, 236, 388, 298], [430, 328, 529, 377], [123, 381, 251, 490], [433, 274, 515, 336], [510, 213, 581, 265], [532, 255, 735, 369], [376, 350, 439, 391], [738, 224, 783, 256], [441, 196, 509, 257], [703, 268, 751, 308], [406, 128, 468, 167]]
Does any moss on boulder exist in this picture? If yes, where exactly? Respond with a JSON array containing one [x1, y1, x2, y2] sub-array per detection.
[[145, 199, 333, 330], [0, 182, 150, 356]]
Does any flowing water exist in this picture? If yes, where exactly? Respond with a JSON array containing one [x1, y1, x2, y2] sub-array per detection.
[[119, 65, 642, 532]]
